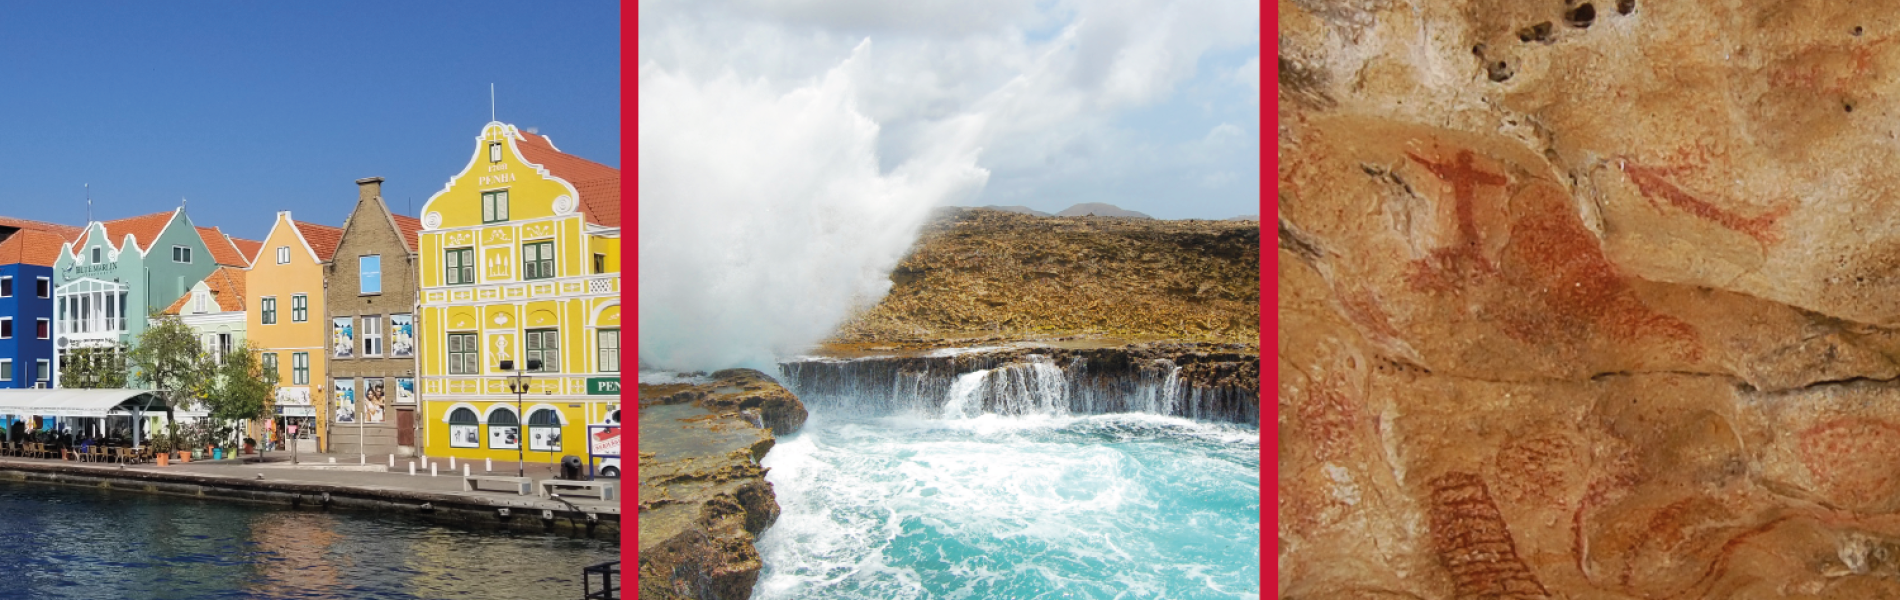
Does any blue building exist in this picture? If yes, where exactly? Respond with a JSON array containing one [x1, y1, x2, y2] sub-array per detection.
[[0, 218, 83, 389]]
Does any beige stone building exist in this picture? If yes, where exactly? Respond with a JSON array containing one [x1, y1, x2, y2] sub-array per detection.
[[323, 178, 424, 457]]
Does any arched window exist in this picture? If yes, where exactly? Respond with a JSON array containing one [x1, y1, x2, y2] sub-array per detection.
[[487, 406, 519, 449], [527, 408, 562, 452], [448, 407, 479, 448]]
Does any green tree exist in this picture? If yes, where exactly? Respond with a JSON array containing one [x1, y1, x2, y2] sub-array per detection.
[[205, 340, 276, 457], [127, 313, 214, 440], [60, 344, 129, 388]]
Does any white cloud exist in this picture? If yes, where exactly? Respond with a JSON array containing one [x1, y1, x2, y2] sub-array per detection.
[[637, 0, 1257, 369]]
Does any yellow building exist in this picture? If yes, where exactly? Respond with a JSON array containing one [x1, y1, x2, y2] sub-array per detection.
[[416, 122, 620, 464], [247, 213, 342, 452]]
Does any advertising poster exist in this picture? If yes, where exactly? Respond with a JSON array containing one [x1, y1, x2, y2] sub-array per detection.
[[389, 314, 415, 358], [363, 379, 386, 424], [489, 424, 519, 450], [332, 317, 354, 359], [395, 378, 415, 405], [529, 422, 562, 452], [334, 378, 355, 423], [450, 423, 478, 448]]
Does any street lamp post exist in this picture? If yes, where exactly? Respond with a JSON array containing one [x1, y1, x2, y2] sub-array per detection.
[[501, 359, 539, 478]]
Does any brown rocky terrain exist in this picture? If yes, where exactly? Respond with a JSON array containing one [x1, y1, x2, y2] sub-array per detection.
[[1282, 1, 1900, 598], [637, 370, 807, 600], [831, 207, 1259, 346]]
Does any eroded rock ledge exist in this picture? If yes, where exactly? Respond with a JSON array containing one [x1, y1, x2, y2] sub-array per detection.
[[1282, 0, 1900, 597], [637, 369, 808, 600], [784, 342, 1261, 423]]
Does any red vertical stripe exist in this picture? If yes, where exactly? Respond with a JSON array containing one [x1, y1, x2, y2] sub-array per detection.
[[1261, 0, 1280, 596], [621, 0, 639, 585]]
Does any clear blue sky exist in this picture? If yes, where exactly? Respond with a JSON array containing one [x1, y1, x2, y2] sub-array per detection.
[[0, 3, 620, 241]]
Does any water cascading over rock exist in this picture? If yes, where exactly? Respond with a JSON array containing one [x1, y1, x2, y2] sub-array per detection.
[[779, 344, 1259, 423]]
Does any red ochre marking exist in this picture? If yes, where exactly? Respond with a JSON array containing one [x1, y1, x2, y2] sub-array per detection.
[[1623, 162, 1791, 245], [1427, 472, 1552, 599], [1797, 418, 1900, 509], [1402, 150, 1507, 292]]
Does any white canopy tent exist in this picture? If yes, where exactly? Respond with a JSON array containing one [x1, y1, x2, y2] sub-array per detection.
[[0, 389, 171, 447]]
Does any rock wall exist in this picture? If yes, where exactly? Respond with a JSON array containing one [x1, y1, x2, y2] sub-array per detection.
[[1281, 1, 1900, 597], [637, 370, 807, 600]]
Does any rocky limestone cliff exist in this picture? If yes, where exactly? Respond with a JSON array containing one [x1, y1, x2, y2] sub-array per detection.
[[637, 369, 808, 600], [833, 207, 1259, 345], [1282, 1, 1900, 598]]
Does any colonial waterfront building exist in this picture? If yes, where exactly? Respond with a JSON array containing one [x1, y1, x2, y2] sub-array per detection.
[[161, 266, 248, 363], [0, 218, 83, 389], [417, 122, 620, 464], [52, 208, 253, 388], [324, 177, 424, 458], [247, 212, 340, 453]]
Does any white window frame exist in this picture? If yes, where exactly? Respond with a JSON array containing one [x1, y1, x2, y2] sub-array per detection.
[[292, 294, 308, 322], [0, 276, 11, 298], [362, 315, 383, 357], [172, 245, 192, 263], [35, 277, 49, 298], [597, 328, 620, 373], [0, 317, 11, 339], [90, 248, 101, 264], [277, 246, 290, 264], [35, 318, 48, 340], [261, 296, 277, 325], [35, 360, 49, 382], [0, 359, 11, 382]]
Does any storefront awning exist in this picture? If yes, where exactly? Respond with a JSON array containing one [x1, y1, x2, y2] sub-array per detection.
[[0, 389, 171, 418]]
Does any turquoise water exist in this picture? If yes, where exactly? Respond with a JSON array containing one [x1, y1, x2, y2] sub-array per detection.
[[753, 412, 1260, 599], [0, 479, 618, 599]]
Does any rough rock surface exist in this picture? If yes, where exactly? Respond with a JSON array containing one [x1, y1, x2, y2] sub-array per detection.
[[784, 342, 1261, 423], [637, 369, 807, 600], [833, 207, 1259, 345], [1282, 1, 1900, 598]]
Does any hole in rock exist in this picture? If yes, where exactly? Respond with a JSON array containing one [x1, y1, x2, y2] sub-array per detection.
[[1617, 0, 1635, 14], [1855, 26, 1865, 36], [1488, 60, 1515, 82], [1567, 3, 1597, 28], [1518, 21, 1555, 43]]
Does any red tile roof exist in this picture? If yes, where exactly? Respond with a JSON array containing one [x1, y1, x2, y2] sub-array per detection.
[[0, 229, 73, 267], [230, 238, 263, 263], [390, 213, 422, 253], [515, 130, 621, 227], [294, 221, 343, 262], [196, 226, 251, 267], [0, 217, 84, 240], [74, 210, 178, 253], [162, 266, 249, 315]]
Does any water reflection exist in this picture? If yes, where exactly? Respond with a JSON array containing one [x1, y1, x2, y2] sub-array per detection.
[[0, 481, 617, 599]]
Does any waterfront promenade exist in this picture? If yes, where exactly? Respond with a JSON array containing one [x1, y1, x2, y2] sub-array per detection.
[[0, 451, 620, 539]]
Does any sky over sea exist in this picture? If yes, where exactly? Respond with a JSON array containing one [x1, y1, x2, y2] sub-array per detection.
[[0, 3, 620, 239], [638, 0, 1261, 220]]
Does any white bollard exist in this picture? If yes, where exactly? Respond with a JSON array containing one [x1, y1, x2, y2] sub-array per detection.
[[486, 458, 492, 472], [328, 457, 335, 464], [449, 456, 456, 470], [430, 462, 438, 477], [360, 454, 366, 465], [463, 464, 470, 477], [388, 454, 395, 468], [408, 461, 416, 476]]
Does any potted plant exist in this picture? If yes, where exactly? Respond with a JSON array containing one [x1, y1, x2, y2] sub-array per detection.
[[151, 432, 171, 467]]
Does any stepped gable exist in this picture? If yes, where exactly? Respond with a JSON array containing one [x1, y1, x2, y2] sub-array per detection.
[[161, 266, 248, 314], [73, 210, 176, 253], [515, 130, 620, 227]]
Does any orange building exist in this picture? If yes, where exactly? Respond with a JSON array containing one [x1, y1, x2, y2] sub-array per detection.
[[246, 212, 341, 451]]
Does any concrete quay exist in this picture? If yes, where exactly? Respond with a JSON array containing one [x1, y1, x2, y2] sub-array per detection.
[[0, 452, 620, 540]]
